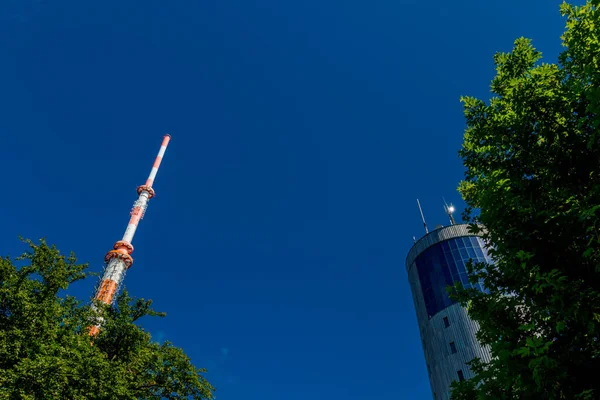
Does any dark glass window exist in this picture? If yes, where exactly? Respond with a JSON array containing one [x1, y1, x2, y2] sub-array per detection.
[[415, 236, 491, 317], [457, 370, 465, 382], [467, 247, 477, 259], [443, 316, 450, 328], [450, 341, 457, 354], [474, 247, 484, 259]]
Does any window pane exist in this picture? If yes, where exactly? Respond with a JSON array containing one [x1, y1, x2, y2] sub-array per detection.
[[467, 247, 477, 259], [455, 259, 467, 275], [451, 249, 460, 261], [474, 247, 484, 259], [460, 273, 470, 286]]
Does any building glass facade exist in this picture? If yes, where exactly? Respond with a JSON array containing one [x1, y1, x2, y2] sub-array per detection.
[[415, 236, 491, 318]]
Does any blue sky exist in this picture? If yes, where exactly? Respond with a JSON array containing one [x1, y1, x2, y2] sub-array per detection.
[[0, 1, 567, 398]]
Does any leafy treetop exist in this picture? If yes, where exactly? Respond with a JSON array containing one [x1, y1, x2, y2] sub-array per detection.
[[0, 238, 214, 400], [451, 1, 600, 399]]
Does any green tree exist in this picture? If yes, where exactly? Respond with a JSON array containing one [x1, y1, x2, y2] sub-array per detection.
[[450, 1, 600, 399], [0, 238, 214, 400]]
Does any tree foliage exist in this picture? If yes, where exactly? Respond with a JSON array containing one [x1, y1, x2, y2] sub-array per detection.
[[450, 1, 600, 399], [0, 238, 214, 400]]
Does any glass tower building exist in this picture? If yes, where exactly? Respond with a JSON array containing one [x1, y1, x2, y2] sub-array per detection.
[[406, 224, 492, 400]]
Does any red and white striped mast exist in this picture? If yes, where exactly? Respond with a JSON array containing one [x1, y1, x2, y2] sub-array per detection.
[[89, 134, 171, 336]]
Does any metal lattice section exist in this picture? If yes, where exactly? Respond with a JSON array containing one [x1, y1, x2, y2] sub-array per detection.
[[90, 263, 108, 303], [131, 198, 149, 220]]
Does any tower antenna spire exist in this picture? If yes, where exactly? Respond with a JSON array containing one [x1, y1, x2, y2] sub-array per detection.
[[417, 199, 429, 234], [89, 134, 172, 337], [443, 197, 456, 225]]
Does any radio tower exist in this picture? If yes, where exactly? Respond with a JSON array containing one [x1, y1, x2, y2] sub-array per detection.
[[89, 134, 171, 336]]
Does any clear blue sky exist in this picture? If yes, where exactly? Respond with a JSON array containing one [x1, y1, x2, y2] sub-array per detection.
[[0, 1, 567, 398]]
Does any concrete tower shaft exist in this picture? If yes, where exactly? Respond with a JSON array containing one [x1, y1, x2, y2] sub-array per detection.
[[406, 224, 492, 400]]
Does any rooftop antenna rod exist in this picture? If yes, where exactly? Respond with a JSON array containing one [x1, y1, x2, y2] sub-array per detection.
[[417, 199, 429, 234], [443, 197, 456, 225]]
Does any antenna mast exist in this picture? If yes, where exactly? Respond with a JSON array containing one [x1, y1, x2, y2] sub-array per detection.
[[89, 134, 172, 336], [443, 197, 456, 225], [417, 199, 429, 234]]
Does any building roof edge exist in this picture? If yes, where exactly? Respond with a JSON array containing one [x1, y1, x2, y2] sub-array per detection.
[[405, 223, 485, 273]]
